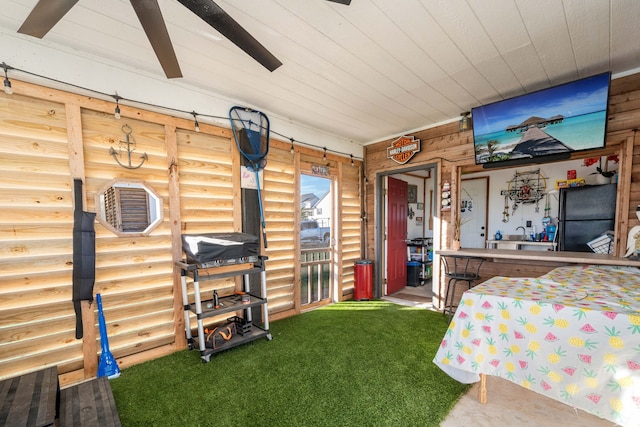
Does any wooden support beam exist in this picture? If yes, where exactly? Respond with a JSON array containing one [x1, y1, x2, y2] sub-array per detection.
[[81, 301, 97, 378], [616, 134, 635, 255], [166, 125, 186, 349], [66, 102, 98, 379]]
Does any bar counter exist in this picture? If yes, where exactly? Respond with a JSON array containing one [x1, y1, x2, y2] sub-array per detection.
[[438, 248, 640, 268]]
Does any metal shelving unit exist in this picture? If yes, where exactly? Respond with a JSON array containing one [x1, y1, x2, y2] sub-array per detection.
[[407, 239, 433, 285], [177, 256, 272, 363]]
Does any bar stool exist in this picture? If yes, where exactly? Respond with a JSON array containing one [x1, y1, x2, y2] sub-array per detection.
[[441, 255, 485, 321]]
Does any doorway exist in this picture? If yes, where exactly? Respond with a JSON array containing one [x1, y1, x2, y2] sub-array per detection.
[[386, 176, 407, 295], [375, 165, 437, 300], [460, 177, 489, 248], [300, 174, 333, 308]]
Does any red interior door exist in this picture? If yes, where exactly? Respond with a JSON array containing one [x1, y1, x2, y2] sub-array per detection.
[[386, 177, 407, 295]]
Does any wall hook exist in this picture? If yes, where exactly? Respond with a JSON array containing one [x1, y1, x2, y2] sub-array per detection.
[[110, 124, 147, 169]]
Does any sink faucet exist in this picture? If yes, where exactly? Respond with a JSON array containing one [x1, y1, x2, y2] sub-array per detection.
[[516, 226, 526, 240]]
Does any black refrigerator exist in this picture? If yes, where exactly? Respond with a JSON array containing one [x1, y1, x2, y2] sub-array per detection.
[[557, 183, 617, 252]]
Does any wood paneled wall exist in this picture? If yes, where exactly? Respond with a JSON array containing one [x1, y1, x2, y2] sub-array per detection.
[[262, 145, 297, 313], [0, 94, 76, 377], [363, 71, 640, 303], [0, 80, 362, 385], [338, 162, 362, 299], [82, 109, 177, 382]]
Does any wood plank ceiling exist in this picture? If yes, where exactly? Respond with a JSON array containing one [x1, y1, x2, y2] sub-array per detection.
[[1, 0, 640, 143]]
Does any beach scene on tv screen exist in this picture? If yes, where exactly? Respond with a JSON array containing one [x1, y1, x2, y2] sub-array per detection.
[[472, 73, 609, 164]]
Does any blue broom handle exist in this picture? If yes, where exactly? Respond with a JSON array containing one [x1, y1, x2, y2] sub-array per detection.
[[97, 294, 111, 354]]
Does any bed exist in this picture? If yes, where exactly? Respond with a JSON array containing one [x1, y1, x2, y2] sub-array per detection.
[[433, 264, 640, 426]]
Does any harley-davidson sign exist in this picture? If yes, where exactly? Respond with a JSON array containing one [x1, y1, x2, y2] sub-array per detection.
[[386, 135, 421, 164]]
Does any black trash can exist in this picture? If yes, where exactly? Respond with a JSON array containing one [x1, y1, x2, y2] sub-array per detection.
[[354, 260, 373, 300], [407, 261, 421, 287]]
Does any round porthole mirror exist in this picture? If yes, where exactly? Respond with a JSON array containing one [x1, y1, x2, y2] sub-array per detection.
[[95, 179, 163, 236]]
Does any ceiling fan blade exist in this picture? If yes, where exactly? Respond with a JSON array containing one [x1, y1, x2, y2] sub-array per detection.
[[18, 0, 79, 38], [326, 0, 352, 4], [177, 0, 282, 72], [130, 0, 182, 78]]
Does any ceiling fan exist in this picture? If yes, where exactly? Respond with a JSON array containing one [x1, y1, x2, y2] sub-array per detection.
[[17, 0, 351, 79]]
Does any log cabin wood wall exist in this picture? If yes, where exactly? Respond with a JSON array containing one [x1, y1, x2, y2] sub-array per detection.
[[363, 71, 640, 306], [262, 145, 297, 313], [338, 162, 362, 299], [0, 79, 362, 386]]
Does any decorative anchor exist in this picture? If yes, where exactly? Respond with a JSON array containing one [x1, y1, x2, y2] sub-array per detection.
[[109, 124, 147, 169]]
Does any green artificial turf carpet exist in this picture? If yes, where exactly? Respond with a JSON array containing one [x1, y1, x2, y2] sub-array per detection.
[[110, 301, 469, 426]]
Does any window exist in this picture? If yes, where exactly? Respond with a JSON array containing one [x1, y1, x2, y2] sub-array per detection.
[[96, 179, 163, 236]]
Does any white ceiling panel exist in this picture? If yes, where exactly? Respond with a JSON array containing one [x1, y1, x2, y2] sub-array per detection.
[[423, 0, 499, 68], [516, 0, 578, 85], [474, 55, 524, 101], [2, 0, 639, 143], [428, 75, 477, 108], [469, 0, 528, 54], [610, 0, 640, 73], [564, 0, 611, 76], [500, 43, 548, 93], [449, 67, 496, 105]]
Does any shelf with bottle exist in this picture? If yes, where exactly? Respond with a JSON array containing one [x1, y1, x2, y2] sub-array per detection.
[[177, 257, 272, 363], [407, 239, 433, 282]]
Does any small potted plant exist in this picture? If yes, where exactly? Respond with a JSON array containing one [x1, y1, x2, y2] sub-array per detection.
[[584, 155, 618, 184], [452, 216, 470, 250]]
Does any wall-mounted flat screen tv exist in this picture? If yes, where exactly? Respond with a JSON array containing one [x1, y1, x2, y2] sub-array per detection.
[[472, 72, 610, 167]]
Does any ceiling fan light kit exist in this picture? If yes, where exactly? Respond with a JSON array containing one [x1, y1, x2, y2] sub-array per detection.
[[17, 0, 351, 78]]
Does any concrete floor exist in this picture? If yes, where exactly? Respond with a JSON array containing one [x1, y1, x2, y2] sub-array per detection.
[[441, 375, 615, 427], [385, 285, 618, 427]]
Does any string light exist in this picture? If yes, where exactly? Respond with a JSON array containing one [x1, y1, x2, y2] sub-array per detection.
[[290, 138, 295, 154], [2, 62, 12, 95], [191, 111, 200, 132], [0, 61, 363, 163], [113, 93, 122, 119]]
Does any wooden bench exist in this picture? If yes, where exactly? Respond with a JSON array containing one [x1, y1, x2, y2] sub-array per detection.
[[59, 376, 121, 427]]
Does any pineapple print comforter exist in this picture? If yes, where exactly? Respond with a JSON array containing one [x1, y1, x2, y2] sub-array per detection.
[[433, 264, 640, 426]]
